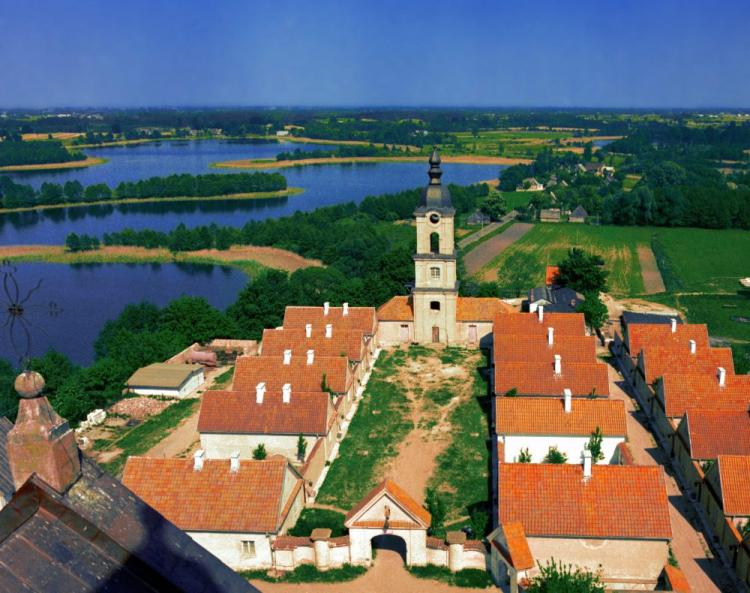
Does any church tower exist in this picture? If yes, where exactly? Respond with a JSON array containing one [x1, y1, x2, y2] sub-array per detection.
[[412, 148, 458, 344]]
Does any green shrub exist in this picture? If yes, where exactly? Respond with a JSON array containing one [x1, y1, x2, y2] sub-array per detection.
[[288, 508, 347, 538], [240, 563, 366, 583], [526, 559, 604, 593]]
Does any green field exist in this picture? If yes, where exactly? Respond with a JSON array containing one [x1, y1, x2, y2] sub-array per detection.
[[502, 190, 537, 210]]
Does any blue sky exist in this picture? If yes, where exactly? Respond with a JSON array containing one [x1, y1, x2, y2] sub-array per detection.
[[0, 0, 748, 108]]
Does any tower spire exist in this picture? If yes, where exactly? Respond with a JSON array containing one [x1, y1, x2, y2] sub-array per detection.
[[428, 147, 442, 186]]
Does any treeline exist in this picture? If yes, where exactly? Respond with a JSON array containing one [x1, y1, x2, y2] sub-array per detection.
[[0, 139, 84, 167], [0, 172, 287, 209], [301, 119, 448, 147], [275, 143, 402, 161]]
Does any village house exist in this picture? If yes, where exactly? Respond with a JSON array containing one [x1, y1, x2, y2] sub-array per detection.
[[544, 265, 560, 286], [569, 204, 588, 223], [525, 285, 584, 314], [125, 362, 205, 398], [0, 371, 257, 592], [123, 454, 304, 570], [466, 209, 491, 225], [493, 333, 598, 365], [494, 395, 627, 464], [494, 359, 609, 398], [490, 460, 672, 592], [493, 308, 588, 338], [517, 177, 544, 191], [539, 208, 561, 222]]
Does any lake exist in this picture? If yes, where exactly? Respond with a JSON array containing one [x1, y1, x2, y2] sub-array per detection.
[[1, 140, 503, 244], [0, 262, 249, 366]]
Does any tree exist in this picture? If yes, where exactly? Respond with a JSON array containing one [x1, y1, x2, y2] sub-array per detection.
[[583, 142, 594, 162], [577, 292, 609, 330], [526, 559, 605, 593], [497, 251, 540, 297], [63, 180, 84, 202], [296, 434, 308, 461], [481, 191, 507, 221], [518, 448, 532, 463], [585, 427, 605, 463], [65, 233, 82, 252], [252, 443, 267, 460], [556, 248, 609, 294], [543, 446, 567, 464], [426, 488, 446, 536]]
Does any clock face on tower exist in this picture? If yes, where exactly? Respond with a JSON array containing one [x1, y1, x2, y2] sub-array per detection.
[[429, 213, 440, 224]]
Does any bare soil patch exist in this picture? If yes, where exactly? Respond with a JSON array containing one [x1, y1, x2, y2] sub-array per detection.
[[22, 132, 85, 141], [189, 245, 323, 272], [462, 222, 534, 279], [637, 245, 666, 294], [109, 396, 175, 420]]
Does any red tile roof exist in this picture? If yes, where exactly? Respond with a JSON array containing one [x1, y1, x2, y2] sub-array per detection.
[[498, 463, 672, 540], [545, 266, 560, 286], [494, 361, 610, 397], [493, 334, 597, 364], [376, 296, 414, 321], [344, 480, 431, 528], [493, 312, 587, 337], [682, 410, 750, 460], [495, 397, 626, 436], [122, 457, 301, 533], [198, 389, 333, 435], [663, 565, 692, 593], [283, 305, 377, 334], [456, 297, 513, 321], [659, 373, 750, 418], [640, 345, 735, 384], [626, 323, 709, 356], [716, 455, 750, 516], [261, 327, 366, 362], [495, 522, 535, 570], [233, 354, 351, 394]]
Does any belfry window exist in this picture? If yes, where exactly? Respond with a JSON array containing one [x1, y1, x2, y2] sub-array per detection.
[[430, 232, 440, 254], [430, 267, 440, 279], [430, 301, 441, 311]]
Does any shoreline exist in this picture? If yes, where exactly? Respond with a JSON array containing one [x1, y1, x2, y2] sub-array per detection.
[[0, 156, 108, 172], [212, 154, 532, 170], [0, 187, 303, 215]]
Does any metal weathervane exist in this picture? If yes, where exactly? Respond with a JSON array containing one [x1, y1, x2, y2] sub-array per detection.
[[1, 260, 62, 369]]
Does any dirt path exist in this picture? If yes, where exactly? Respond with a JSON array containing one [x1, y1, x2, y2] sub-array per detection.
[[462, 222, 534, 280], [637, 245, 666, 294], [457, 222, 501, 250], [249, 549, 492, 593], [143, 407, 201, 459]]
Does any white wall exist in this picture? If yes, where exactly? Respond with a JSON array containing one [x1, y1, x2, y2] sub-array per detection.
[[349, 528, 428, 566], [188, 531, 273, 570], [499, 434, 624, 464], [201, 433, 319, 461], [130, 371, 204, 399]]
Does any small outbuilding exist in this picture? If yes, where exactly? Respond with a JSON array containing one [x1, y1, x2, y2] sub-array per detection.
[[125, 362, 205, 398], [539, 208, 561, 223], [569, 205, 588, 223]]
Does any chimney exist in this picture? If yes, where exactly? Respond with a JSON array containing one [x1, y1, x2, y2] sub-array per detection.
[[670, 318, 677, 333], [305, 323, 312, 338], [230, 451, 240, 473], [307, 349, 315, 365], [256, 382, 266, 404], [718, 367, 727, 387], [283, 349, 292, 365], [323, 302, 330, 316], [582, 449, 592, 480], [564, 388, 572, 413], [7, 371, 82, 493], [325, 323, 333, 338], [538, 305, 544, 323], [193, 449, 205, 471], [547, 326, 554, 346], [283, 383, 291, 404], [343, 302, 349, 316], [554, 354, 562, 375], [689, 339, 696, 354]]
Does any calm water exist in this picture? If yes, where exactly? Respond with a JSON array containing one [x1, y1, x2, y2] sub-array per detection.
[[1, 140, 503, 244], [0, 262, 249, 366]]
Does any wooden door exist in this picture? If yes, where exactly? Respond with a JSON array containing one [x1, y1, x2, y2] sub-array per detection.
[[468, 324, 478, 343], [432, 326, 440, 343]]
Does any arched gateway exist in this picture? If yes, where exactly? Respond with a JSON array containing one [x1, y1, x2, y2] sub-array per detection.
[[344, 480, 431, 566]]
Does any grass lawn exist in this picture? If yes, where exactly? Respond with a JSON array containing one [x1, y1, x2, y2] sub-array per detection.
[[502, 190, 536, 211], [316, 349, 412, 508], [288, 508, 347, 537]]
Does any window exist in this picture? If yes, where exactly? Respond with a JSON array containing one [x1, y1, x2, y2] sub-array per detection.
[[430, 266, 440, 279], [430, 232, 440, 254], [430, 301, 441, 311], [241, 540, 257, 558]]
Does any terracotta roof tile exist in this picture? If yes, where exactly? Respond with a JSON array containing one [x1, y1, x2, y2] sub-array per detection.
[[640, 345, 735, 383], [498, 463, 672, 540], [545, 266, 560, 286], [659, 373, 750, 418], [495, 397, 626, 436], [198, 389, 332, 435], [683, 410, 750, 459], [344, 480, 431, 527], [626, 324, 709, 356], [233, 354, 351, 394], [717, 455, 750, 516], [283, 305, 377, 334], [493, 334, 597, 364], [376, 296, 414, 321], [663, 565, 691, 593], [493, 312, 587, 337], [122, 457, 299, 533], [494, 361, 609, 397], [261, 327, 366, 362], [456, 297, 513, 321], [498, 522, 535, 570]]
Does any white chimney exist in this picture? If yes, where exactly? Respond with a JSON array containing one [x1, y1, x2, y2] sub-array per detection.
[[670, 318, 677, 333], [193, 449, 205, 471], [306, 349, 315, 365], [538, 305, 544, 323], [283, 349, 292, 365], [323, 302, 330, 316], [305, 323, 312, 338], [325, 323, 333, 338], [343, 302, 349, 316], [718, 367, 727, 387], [564, 388, 572, 413], [547, 326, 554, 346], [282, 383, 291, 404], [554, 354, 562, 375], [582, 449, 592, 480], [689, 339, 696, 355], [256, 382, 266, 404], [230, 451, 240, 473]]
